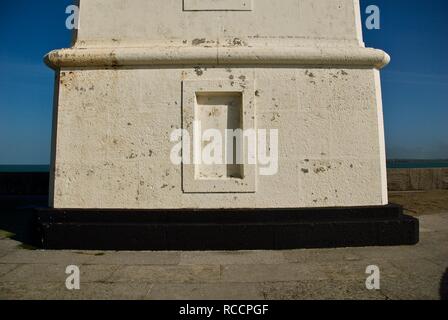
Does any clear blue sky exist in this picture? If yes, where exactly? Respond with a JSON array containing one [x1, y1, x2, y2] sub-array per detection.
[[0, 0, 447, 164]]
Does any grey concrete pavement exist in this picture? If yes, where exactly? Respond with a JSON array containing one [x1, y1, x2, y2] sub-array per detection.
[[0, 191, 447, 300]]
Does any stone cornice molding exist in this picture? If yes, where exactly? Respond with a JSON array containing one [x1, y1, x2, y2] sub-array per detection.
[[45, 46, 390, 69]]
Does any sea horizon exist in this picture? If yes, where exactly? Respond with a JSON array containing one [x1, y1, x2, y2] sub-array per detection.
[[1, 160, 448, 172], [0, 165, 50, 172]]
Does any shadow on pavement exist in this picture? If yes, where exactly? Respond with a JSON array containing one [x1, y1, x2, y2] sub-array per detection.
[[0, 195, 48, 246], [0, 172, 49, 246], [441, 268, 448, 300]]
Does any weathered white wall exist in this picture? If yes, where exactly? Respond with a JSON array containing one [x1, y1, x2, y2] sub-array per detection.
[[75, 0, 364, 47], [47, 0, 389, 209], [51, 67, 387, 209]]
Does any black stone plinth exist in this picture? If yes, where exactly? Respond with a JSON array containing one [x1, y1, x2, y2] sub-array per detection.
[[35, 204, 419, 251]]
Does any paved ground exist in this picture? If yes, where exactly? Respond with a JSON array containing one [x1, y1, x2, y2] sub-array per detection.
[[0, 191, 447, 300]]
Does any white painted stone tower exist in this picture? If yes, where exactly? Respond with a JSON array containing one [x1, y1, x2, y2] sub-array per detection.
[[46, 0, 391, 210]]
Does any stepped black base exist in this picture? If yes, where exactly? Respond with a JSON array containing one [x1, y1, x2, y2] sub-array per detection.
[[35, 204, 419, 251]]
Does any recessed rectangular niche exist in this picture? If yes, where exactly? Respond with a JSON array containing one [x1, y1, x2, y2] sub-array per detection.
[[195, 92, 243, 180], [182, 79, 256, 194], [183, 0, 253, 11]]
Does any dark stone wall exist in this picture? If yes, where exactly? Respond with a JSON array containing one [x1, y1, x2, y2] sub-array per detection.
[[0, 172, 49, 195], [388, 168, 448, 191]]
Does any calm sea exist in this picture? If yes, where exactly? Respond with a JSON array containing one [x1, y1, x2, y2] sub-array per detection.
[[0, 165, 50, 173], [386, 161, 448, 169], [1, 161, 448, 172]]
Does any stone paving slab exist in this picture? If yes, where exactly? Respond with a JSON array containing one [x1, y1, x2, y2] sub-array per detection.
[[258, 280, 386, 300], [0, 264, 120, 283], [0, 282, 62, 300], [220, 263, 329, 283], [180, 250, 286, 266], [0, 240, 19, 258], [419, 215, 448, 231], [282, 248, 366, 264], [0, 248, 95, 265], [57, 282, 154, 300], [80, 251, 181, 266], [0, 281, 154, 300], [378, 274, 443, 300], [109, 265, 221, 283], [147, 283, 265, 300], [0, 264, 19, 277]]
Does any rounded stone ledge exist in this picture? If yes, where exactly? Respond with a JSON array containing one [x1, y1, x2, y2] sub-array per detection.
[[44, 46, 390, 69]]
